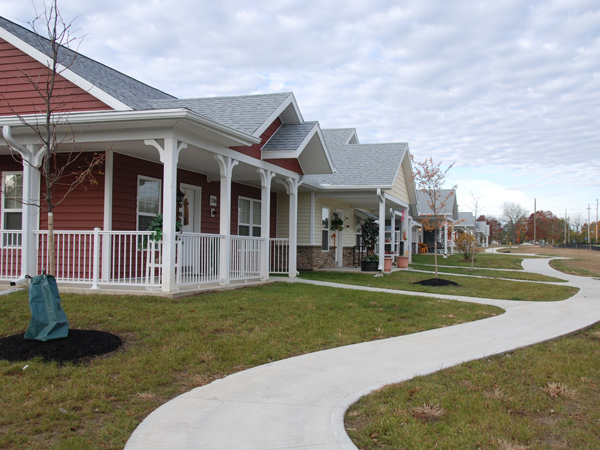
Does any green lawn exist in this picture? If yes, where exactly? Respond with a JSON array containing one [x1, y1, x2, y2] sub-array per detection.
[[411, 253, 530, 270], [0, 283, 501, 450], [299, 271, 578, 301], [409, 264, 566, 282], [346, 323, 600, 450]]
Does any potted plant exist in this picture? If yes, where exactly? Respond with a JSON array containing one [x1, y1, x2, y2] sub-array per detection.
[[330, 212, 345, 250], [360, 217, 379, 271], [139, 214, 182, 250]]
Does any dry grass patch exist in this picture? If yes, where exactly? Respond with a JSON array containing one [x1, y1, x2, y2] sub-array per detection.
[[409, 403, 445, 422]]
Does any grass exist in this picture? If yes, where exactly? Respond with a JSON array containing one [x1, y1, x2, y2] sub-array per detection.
[[0, 283, 501, 450], [550, 259, 600, 278], [299, 271, 578, 301], [409, 264, 566, 282], [346, 322, 600, 450], [411, 253, 530, 270]]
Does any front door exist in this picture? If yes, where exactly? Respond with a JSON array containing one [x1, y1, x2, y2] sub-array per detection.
[[180, 184, 201, 233]]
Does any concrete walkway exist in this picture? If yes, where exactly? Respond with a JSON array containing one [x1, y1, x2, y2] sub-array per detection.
[[125, 257, 600, 450]]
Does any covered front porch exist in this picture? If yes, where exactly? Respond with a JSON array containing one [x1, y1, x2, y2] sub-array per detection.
[[1, 108, 300, 293]]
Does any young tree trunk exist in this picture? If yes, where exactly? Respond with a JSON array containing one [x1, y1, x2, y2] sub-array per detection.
[[434, 227, 439, 278], [47, 212, 55, 276]]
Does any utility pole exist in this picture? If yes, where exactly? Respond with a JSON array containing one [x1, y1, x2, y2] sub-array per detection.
[[533, 198, 537, 244], [595, 199, 598, 244], [564, 209, 567, 246], [588, 204, 592, 248]]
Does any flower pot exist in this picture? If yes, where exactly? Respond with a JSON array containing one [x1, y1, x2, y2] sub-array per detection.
[[361, 260, 379, 272], [384, 256, 393, 273], [397, 256, 409, 269]]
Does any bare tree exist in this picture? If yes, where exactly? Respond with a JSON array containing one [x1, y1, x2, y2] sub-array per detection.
[[470, 192, 481, 270], [501, 201, 528, 244], [412, 156, 456, 278], [1, 1, 105, 276]]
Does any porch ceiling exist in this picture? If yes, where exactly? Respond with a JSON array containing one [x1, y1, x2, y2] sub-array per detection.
[[312, 189, 409, 218]]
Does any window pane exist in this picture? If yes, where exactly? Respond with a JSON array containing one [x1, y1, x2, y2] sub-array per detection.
[[138, 215, 154, 232], [253, 201, 261, 226], [239, 199, 250, 224], [239, 225, 250, 236], [322, 208, 329, 229], [138, 179, 160, 215], [5, 212, 22, 230], [3, 174, 23, 209], [252, 226, 261, 237], [322, 229, 329, 251]]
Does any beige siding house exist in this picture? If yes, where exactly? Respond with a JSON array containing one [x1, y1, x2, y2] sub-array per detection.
[[297, 128, 418, 271]]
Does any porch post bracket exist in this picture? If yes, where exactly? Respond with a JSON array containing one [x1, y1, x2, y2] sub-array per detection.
[[144, 139, 187, 163]]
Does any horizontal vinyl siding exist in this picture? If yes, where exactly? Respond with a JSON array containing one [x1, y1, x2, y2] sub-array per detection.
[[386, 168, 410, 204], [0, 39, 112, 116], [296, 193, 311, 244], [315, 198, 358, 248]]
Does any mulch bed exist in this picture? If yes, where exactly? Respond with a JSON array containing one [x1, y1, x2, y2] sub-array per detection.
[[413, 278, 459, 287], [0, 329, 122, 365]]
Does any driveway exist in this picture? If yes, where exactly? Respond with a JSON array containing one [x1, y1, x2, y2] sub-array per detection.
[[125, 257, 600, 450]]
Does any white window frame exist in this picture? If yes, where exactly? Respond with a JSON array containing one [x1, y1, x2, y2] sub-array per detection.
[[137, 175, 162, 231], [321, 206, 330, 252], [238, 196, 261, 237], [2, 171, 23, 247]]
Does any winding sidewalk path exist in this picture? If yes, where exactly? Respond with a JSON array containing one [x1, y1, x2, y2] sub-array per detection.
[[125, 257, 600, 450]]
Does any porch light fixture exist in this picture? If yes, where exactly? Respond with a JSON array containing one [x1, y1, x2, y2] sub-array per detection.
[[176, 188, 185, 205]]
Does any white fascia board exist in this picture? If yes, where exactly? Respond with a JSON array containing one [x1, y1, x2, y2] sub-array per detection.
[[254, 93, 303, 137], [0, 109, 260, 147], [0, 27, 132, 111], [313, 126, 335, 174]]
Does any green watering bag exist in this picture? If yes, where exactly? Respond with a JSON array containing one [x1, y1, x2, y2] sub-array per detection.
[[24, 274, 69, 342]]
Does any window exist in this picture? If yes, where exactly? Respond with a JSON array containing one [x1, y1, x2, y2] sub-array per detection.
[[2, 172, 23, 246], [321, 207, 329, 251], [238, 197, 261, 237], [137, 176, 161, 231]]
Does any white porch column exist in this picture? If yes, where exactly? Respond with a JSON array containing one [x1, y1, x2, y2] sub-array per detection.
[[281, 176, 298, 277], [2, 127, 45, 280], [402, 208, 409, 257], [443, 221, 448, 256], [257, 169, 274, 281], [390, 208, 396, 257], [101, 150, 113, 282], [377, 189, 385, 271], [216, 155, 238, 286], [145, 138, 187, 292], [22, 145, 44, 278], [407, 217, 413, 262]]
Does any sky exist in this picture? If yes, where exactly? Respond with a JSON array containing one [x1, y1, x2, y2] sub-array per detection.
[[2, 0, 599, 222]]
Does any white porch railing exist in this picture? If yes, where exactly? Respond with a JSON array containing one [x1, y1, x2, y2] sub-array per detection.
[[0, 230, 286, 289], [176, 233, 221, 286], [230, 236, 262, 281], [0, 230, 22, 279], [269, 238, 289, 273]]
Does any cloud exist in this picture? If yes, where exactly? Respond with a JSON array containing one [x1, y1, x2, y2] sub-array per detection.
[[2, 0, 599, 217]]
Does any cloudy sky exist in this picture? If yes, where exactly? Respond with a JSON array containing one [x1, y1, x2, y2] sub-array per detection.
[[2, 0, 599, 221]]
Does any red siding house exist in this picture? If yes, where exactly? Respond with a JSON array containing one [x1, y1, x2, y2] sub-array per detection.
[[0, 17, 333, 294]]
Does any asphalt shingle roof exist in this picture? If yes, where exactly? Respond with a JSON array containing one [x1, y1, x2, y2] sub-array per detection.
[[321, 128, 358, 147], [262, 121, 317, 151], [149, 93, 292, 136], [0, 17, 174, 110], [303, 129, 407, 188], [416, 190, 457, 216]]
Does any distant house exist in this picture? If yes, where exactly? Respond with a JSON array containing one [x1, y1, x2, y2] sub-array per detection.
[[0, 16, 334, 294], [415, 189, 459, 254], [296, 128, 418, 271]]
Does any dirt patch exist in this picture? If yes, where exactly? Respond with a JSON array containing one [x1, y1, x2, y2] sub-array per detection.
[[0, 329, 122, 364], [413, 278, 459, 287], [506, 246, 600, 276]]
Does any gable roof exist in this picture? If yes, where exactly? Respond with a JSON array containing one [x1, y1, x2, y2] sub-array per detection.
[[416, 189, 458, 218], [321, 128, 360, 146], [0, 16, 174, 111], [149, 92, 299, 137], [303, 129, 408, 188]]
